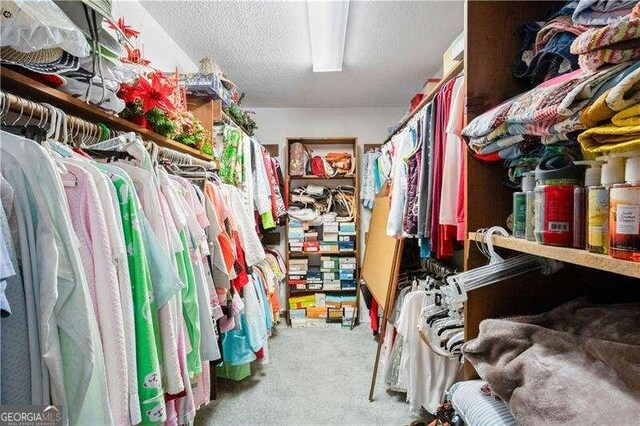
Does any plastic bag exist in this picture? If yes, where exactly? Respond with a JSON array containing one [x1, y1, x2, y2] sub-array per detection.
[[1, 0, 90, 58]]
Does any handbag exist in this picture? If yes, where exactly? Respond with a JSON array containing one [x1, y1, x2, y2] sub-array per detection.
[[289, 142, 312, 176], [308, 156, 336, 177], [325, 152, 353, 175], [331, 185, 355, 221]]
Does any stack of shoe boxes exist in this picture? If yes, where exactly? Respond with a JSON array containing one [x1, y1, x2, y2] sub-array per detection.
[[339, 257, 357, 289], [338, 222, 356, 252], [289, 220, 304, 253], [289, 258, 308, 290], [320, 222, 340, 253], [320, 256, 341, 290]]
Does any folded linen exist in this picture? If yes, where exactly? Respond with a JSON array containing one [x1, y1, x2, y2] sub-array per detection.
[[571, 3, 640, 70], [572, 0, 638, 26]]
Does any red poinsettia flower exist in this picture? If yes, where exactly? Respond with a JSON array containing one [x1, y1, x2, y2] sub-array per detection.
[[107, 17, 140, 39], [130, 72, 176, 113]]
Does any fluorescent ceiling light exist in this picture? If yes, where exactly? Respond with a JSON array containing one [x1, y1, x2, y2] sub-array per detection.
[[307, 0, 350, 72]]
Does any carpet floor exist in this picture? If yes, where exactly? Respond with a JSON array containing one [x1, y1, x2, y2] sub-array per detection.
[[196, 325, 424, 425]]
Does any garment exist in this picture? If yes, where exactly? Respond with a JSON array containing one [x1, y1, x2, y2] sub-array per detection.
[[402, 131, 422, 237], [0, 178, 33, 405], [224, 184, 265, 267], [220, 127, 244, 187], [105, 168, 166, 425], [387, 128, 416, 237], [417, 104, 435, 239], [397, 291, 460, 414], [431, 79, 456, 259], [439, 77, 465, 228], [75, 162, 141, 424], [1, 132, 112, 424], [63, 162, 129, 425]]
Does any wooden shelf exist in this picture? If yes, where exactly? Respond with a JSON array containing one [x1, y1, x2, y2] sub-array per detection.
[[289, 289, 356, 294], [287, 137, 358, 145], [289, 251, 357, 257], [290, 175, 355, 180], [1, 67, 214, 161], [468, 232, 640, 279], [383, 60, 464, 144]]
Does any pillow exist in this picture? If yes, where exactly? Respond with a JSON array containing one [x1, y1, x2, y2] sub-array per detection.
[[449, 380, 517, 426]]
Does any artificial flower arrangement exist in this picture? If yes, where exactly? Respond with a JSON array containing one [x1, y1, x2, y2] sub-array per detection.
[[112, 18, 214, 153], [118, 70, 212, 151]]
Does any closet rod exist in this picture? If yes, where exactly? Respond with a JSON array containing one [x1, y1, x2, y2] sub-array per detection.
[[1, 90, 103, 143], [1, 90, 218, 170], [382, 60, 464, 145]]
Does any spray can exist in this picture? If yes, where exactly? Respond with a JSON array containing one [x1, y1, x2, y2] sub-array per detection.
[[535, 161, 584, 247], [574, 160, 604, 251], [610, 151, 640, 262], [522, 172, 536, 241]]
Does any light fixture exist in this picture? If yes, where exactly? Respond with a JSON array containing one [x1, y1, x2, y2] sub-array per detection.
[[307, 0, 350, 73]]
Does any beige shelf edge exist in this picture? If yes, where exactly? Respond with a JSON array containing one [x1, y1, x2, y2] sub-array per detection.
[[468, 232, 640, 279]]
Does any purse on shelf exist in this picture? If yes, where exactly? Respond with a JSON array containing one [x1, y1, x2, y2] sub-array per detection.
[[325, 152, 353, 175], [289, 142, 312, 176], [308, 155, 336, 177], [331, 185, 355, 221]]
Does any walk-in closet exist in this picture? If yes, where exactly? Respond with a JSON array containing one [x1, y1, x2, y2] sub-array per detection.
[[1, 1, 639, 425]]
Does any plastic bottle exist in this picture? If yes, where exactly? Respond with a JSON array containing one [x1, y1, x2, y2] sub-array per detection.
[[584, 156, 625, 254], [535, 160, 584, 247], [522, 172, 536, 241], [574, 160, 604, 251], [513, 187, 527, 239], [610, 151, 640, 262]]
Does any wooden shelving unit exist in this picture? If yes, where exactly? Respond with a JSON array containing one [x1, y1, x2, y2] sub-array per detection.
[[285, 137, 361, 326], [0, 67, 214, 161], [468, 233, 640, 279], [367, 1, 639, 382]]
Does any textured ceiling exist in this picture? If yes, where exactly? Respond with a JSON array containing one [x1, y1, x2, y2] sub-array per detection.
[[140, 1, 464, 107]]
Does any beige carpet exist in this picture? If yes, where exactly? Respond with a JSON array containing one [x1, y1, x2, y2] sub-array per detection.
[[195, 325, 426, 425]]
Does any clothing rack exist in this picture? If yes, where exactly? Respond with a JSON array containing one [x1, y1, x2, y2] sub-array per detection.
[[382, 61, 464, 146], [0, 90, 218, 170], [0, 90, 103, 145]]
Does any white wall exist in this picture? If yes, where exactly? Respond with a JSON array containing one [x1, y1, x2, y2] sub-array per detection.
[[112, 0, 198, 73], [251, 107, 405, 322]]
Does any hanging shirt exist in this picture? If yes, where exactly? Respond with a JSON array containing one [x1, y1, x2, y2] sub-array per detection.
[[439, 77, 466, 227], [387, 128, 417, 237], [63, 162, 130, 425], [1, 132, 112, 424], [102, 167, 167, 425]]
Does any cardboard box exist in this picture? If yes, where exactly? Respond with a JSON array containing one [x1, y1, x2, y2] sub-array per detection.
[[289, 309, 307, 319], [322, 260, 338, 269], [339, 272, 355, 280], [306, 306, 328, 319], [325, 296, 342, 308], [341, 296, 357, 308], [323, 232, 338, 242]]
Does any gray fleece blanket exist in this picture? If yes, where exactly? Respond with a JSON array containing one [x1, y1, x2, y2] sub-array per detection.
[[462, 299, 640, 425]]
